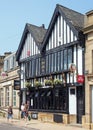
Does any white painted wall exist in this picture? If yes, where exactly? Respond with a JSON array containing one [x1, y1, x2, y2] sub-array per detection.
[[69, 87, 77, 114], [78, 46, 83, 75], [46, 15, 77, 51], [20, 33, 40, 60]]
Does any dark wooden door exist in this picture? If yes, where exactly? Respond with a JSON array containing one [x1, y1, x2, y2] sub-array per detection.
[[77, 87, 84, 123]]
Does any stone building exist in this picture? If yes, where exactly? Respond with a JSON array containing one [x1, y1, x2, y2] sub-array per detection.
[[0, 52, 20, 118], [83, 10, 93, 129]]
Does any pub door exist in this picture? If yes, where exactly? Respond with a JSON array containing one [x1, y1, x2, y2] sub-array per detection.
[[77, 86, 84, 123]]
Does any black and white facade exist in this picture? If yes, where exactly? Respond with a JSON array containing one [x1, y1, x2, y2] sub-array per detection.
[[16, 4, 85, 124]]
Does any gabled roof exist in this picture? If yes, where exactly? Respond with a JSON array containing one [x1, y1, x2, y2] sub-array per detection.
[[59, 4, 84, 30], [16, 23, 47, 61], [27, 23, 47, 44], [41, 4, 84, 51]]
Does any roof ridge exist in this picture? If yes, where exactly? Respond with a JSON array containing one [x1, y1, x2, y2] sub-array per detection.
[[26, 23, 47, 30], [57, 4, 84, 16]]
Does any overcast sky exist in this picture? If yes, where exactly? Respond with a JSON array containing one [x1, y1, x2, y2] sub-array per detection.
[[0, 0, 92, 55]]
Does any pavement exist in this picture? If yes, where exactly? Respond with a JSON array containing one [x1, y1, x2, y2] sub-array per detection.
[[0, 117, 88, 130]]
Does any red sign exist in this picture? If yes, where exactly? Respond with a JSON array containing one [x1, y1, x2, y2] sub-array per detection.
[[27, 51, 30, 56], [77, 75, 84, 83]]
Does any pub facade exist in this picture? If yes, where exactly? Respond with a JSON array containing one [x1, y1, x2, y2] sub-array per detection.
[[16, 4, 85, 124]]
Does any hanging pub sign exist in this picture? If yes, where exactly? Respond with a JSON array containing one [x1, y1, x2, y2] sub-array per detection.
[[14, 80, 20, 90], [77, 75, 84, 84], [69, 63, 76, 73], [41, 57, 45, 74]]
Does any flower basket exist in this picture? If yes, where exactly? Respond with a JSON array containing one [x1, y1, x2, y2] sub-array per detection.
[[45, 79, 53, 86], [54, 79, 62, 87], [25, 81, 31, 89], [34, 81, 42, 88]]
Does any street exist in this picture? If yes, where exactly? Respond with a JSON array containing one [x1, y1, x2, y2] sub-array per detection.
[[0, 117, 88, 130], [0, 122, 39, 130]]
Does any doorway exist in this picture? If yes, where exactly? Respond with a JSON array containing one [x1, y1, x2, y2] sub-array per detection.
[[77, 87, 84, 123]]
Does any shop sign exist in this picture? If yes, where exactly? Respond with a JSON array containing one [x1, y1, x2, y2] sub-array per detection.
[[14, 80, 20, 90], [77, 75, 84, 83]]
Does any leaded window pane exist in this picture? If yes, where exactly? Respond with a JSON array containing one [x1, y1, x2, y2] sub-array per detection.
[[64, 50, 67, 70]]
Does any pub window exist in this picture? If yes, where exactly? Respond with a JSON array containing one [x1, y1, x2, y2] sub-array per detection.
[[62, 87, 67, 110], [34, 91, 39, 109], [36, 59, 38, 75], [29, 61, 32, 77], [32, 60, 34, 76], [38, 58, 41, 75], [46, 55, 49, 73], [49, 54, 51, 73], [51, 53, 54, 72], [46, 90, 53, 110], [64, 49, 67, 70], [60, 50, 63, 70], [54, 52, 57, 71], [25, 62, 29, 78], [68, 48, 72, 69], [55, 89, 59, 110], [57, 51, 61, 71]]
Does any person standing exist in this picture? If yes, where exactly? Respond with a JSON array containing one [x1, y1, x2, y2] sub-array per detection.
[[24, 103, 29, 121], [7, 106, 13, 122], [21, 103, 25, 119]]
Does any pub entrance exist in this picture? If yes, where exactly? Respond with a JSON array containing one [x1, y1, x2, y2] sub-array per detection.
[[77, 86, 84, 123], [69, 85, 84, 124]]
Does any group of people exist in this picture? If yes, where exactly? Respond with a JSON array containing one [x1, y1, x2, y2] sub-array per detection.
[[21, 103, 31, 121], [7, 103, 31, 122]]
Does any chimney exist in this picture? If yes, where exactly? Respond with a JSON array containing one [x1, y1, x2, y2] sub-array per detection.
[[4, 52, 12, 57], [42, 24, 45, 28]]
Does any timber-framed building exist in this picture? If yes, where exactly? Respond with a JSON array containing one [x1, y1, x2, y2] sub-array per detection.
[[16, 4, 85, 124]]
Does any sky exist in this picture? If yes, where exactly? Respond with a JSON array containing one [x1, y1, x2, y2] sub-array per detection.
[[0, 0, 93, 55]]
